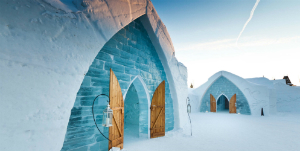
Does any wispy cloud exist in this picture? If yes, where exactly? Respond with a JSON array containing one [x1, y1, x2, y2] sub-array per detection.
[[236, 0, 261, 46], [177, 36, 300, 51], [177, 39, 235, 51]]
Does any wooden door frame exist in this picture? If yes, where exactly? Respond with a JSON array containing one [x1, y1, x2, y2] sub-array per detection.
[[122, 75, 151, 139]]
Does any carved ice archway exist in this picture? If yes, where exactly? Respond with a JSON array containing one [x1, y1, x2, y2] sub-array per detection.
[[123, 75, 151, 139], [215, 93, 230, 111]]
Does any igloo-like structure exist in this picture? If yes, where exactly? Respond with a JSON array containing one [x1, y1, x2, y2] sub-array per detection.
[[190, 71, 272, 116], [0, 0, 189, 151]]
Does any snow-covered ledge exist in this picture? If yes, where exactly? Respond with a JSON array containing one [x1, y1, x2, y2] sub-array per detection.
[[0, 0, 188, 150]]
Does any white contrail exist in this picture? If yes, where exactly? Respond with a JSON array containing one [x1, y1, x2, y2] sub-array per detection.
[[236, 0, 261, 46]]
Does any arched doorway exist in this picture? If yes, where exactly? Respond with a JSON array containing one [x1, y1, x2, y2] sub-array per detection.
[[61, 16, 175, 151], [123, 76, 150, 146], [124, 84, 140, 137], [216, 94, 229, 112]]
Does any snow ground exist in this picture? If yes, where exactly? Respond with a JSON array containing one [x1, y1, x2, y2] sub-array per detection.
[[123, 112, 300, 151]]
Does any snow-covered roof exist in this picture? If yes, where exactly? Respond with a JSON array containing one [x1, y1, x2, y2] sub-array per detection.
[[246, 77, 275, 89], [272, 79, 286, 85]]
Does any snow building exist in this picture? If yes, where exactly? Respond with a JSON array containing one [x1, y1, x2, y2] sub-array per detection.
[[189, 71, 272, 116], [189, 71, 300, 116], [0, 0, 189, 151]]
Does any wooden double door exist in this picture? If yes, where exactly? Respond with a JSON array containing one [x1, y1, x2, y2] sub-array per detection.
[[210, 94, 237, 113], [108, 69, 166, 150]]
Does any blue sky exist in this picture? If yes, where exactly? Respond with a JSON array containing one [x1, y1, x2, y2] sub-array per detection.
[[151, 0, 300, 87]]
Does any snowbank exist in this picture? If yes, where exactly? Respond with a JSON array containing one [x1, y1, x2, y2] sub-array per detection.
[[0, 0, 188, 150]]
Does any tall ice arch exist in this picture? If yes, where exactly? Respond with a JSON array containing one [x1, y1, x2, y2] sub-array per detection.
[[123, 75, 151, 138], [0, 0, 188, 151]]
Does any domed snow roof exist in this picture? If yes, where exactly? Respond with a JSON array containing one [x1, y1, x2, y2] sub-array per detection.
[[246, 77, 275, 89]]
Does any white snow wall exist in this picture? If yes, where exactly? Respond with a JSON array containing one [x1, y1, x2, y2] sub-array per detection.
[[188, 88, 200, 113], [0, 0, 189, 151], [274, 83, 300, 113]]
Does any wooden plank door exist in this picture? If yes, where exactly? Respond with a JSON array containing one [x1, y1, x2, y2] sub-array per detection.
[[210, 94, 216, 112], [229, 94, 237, 113], [109, 69, 124, 150], [150, 81, 165, 138]]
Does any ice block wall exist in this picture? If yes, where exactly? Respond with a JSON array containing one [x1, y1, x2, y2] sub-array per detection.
[[61, 18, 174, 151]]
